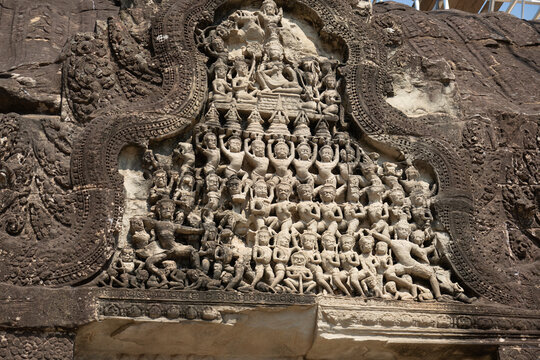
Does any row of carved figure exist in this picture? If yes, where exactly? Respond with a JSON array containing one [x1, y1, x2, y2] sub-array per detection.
[[89, 132, 473, 302], [91, 198, 472, 303]]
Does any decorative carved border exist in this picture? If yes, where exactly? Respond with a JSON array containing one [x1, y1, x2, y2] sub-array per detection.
[[23, 0, 529, 308]]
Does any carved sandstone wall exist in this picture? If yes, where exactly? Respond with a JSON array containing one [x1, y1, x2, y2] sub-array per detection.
[[0, 1, 538, 359]]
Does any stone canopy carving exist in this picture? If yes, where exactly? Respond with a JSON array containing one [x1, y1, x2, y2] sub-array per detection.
[[89, 0, 474, 303]]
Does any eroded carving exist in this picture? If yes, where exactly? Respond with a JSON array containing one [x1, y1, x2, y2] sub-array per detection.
[[89, 1, 475, 303]]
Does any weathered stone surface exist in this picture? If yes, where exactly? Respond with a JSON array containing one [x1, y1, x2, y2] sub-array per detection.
[[0, 0, 120, 114], [0, 0, 538, 359]]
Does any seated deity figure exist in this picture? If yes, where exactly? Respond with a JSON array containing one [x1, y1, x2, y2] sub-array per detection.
[[251, 227, 275, 287], [320, 74, 341, 116], [209, 59, 233, 102], [372, 222, 443, 300], [244, 137, 269, 181], [293, 140, 317, 185], [284, 251, 316, 294], [149, 168, 172, 205], [267, 138, 295, 183], [196, 131, 221, 175], [256, 34, 302, 94], [231, 57, 258, 103], [292, 183, 320, 235], [142, 199, 204, 282], [300, 231, 333, 294], [321, 232, 350, 296], [300, 71, 321, 112], [317, 183, 343, 235], [337, 234, 365, 296], [315, 143, 339, 186], [219, 134, 245, 178], [271, 181, 296, 234]]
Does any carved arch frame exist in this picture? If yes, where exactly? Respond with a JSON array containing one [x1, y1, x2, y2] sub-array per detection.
[[59, 0, 521, 306]]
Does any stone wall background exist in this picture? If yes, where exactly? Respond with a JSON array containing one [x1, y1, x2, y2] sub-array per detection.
[[0, 0, 538, 359]]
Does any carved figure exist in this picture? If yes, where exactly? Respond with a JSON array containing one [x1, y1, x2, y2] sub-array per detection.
[[142, 199, 203, 282], [300, 231, 333, 294], [315, 144, 339, 186], [318, 184, 343, 235], [268, 139, 295, 181], [372, 224, 443, 300], [196, 131, 221, 175], [321, 232, 350, 296], [220, 134, 245, 177], [292, 183, 320, 234], [338, 234, 365, 296], [256, 34, 301, 94], [284, 251, 316, 294], [251, 227, 275, 288], [244, 137, 269, 180], [293, 140, 317, 184]]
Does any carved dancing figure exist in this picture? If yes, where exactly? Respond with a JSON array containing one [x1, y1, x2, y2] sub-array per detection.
[[142, 199, 203, 282], [372, 222, 443, 300]]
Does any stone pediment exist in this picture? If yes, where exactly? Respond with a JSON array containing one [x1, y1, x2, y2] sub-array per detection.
[[0, 0, 538, 359]]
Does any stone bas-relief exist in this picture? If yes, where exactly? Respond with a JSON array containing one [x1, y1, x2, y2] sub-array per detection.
[[90, 1, 474, 304]]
